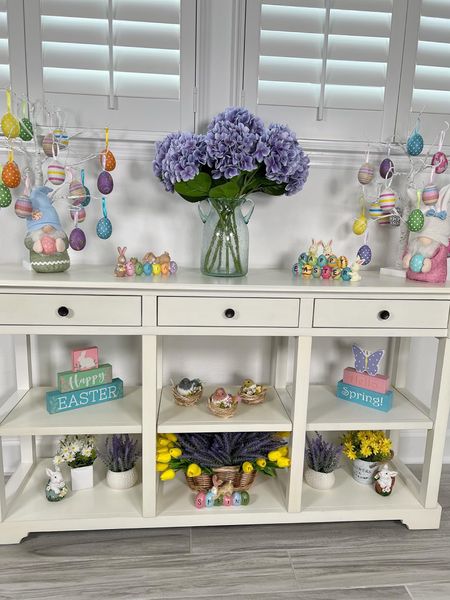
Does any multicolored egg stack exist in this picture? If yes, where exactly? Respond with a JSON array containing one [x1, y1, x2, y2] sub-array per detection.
[[47, 162, 66, 186], [357, 163, 374, 185], [292, 248, 352, 280], [14, 195, 32, 218], [422, 184, 439, 206], [378, 190, 397, 213]]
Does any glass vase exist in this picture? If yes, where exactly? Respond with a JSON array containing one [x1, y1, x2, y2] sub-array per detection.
[[199, 197, 254, 277]]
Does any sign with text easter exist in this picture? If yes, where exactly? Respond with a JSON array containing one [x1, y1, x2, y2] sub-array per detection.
[[336, 380, 393, 413], [46, 378, 123, 414], [57, 364, 113, 393]]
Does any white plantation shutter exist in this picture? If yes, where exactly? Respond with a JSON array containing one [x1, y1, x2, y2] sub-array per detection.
[[0, 0, 9, 95], [24, 0, 196, 136], [244, 0, 407, 142]]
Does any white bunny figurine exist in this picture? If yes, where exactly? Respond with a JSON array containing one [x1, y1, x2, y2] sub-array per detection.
[[45, 467, 68, 502], [350, 258, 362, 282], [321, 239, 333, 258], [308, 238, 320, 258], [374, 464, 398, 496]]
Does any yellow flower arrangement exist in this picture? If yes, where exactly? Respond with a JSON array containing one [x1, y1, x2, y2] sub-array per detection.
[[256, 458, 266, 468], [242, 461, 254, 473], [342, 430, 392, 462]]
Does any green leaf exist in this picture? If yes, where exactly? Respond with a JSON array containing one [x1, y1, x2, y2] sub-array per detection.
[[174, 172, 212, 202], [209, 177, 241, 199], [261, 182, 286, 196]]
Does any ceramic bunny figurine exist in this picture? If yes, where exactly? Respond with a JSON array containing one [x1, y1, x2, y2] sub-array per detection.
[[374, 464, 398, 496], [210, 475, 234, 500], [308, 239, 321, 258], [114, 246, 127, 277], [45, 467, 68, 502], [321, 239, 333, 258]]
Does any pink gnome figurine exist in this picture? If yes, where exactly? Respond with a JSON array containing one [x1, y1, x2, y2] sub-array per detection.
[[403, 184, 450, 283]]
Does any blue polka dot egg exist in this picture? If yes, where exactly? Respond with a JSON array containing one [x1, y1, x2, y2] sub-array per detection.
[[357, 244, 372, 266], [96, 217, 112, 239], [409, 254, 424, 273], [407, 131, 424, 156]]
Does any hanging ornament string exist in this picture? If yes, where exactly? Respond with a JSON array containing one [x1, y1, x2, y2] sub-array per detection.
[[6, 89, 11, 113], [102, 196, 107, 219], [81, 168, 85, 187], [105, 127, 109, 150]]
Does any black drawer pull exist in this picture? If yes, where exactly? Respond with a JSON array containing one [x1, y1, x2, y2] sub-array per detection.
[[378, 310, 390, 321], [224, 308, 235, 319], [57, 306, 70, 317]]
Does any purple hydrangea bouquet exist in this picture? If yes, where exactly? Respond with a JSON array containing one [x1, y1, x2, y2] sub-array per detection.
[[153, 107, 309, 277]]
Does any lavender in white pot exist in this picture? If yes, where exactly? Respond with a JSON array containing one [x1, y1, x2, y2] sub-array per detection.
[[101, 434, 141, 490], [304, 433, 342, 490]]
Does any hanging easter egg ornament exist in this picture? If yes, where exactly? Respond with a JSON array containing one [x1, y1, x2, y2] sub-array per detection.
[[352, 195, 367, 235], [14, 194, 32, 218], [96, 197, 112, 239], [69, 178, 86, 205], [47, 161, 65, 186], [1, 90, 19, 138], [99, 149, 116, 172], [432, 151, 448, 174], [406, 120, 424, 156], [0, 180, 12, 207], [2, 151, 21, 188], [369, 202, 383, 219], [42, 133, 55, 157], [70, 205, 86, 223], [53, 128, 69, 148], [379, 157, 394, 179], [407, 209, 424, 232], [378, 189, 397, 213], [357, 244, 372, 266], [97, 170, 113, 194], [357, 162, 374, 185], [422, 184, 439, 206], [80, 169, 91, 206], [19, 118, 33, 141], [69, 227, 86, 251]]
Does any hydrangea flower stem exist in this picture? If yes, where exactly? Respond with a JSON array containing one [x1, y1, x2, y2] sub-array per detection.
[[202, 199, 244, 275]]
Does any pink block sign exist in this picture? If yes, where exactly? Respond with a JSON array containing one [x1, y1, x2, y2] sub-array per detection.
[[343, 367, 390, 394], [72, 346, 99, 372]]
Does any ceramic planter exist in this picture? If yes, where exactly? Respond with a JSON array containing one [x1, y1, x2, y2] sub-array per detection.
[[352, 458, 379, 485], [70, 464, 94, 491], [304, 467, 336, 490], [106, 466, 138, 490]]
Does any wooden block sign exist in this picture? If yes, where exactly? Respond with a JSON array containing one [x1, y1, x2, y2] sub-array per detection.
[[343, 367, 390, 394], [336, 380, 393, 413], [46, 378, 123, 414], [72, 346, 99, 372], [57, 364, 113, 393]]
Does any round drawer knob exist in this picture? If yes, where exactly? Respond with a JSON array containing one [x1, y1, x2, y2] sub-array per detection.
[[224, 308, 236, 319], [57, 306, 70, 317], [378, 309, 390, 321]]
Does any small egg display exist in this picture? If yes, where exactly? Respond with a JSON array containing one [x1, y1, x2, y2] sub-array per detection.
[[409, 254, 424, 273], [378, 189, 397, 212], [143, 262, 152, 275], [97, 170, 113, 195], [69, 227, 86, 251], [332, 267, 341, 280], [432, 151, 448, 174], [357, 244, 372, 265], [2, 161, 21, 188], [298, 252, 308, 264], [292, 262, 299, 275], [42, 134, 55, 157], [169, 260, 178, 274], [1, 112, 20, 138], [407, 208, 425, 232], [47, 161, 65, 186], [312, 265, 321, 278], [53, 128, 69, 147], [152, 263, 162, 275], [96, 216, 112, 239], [379, 157, 394, 179], [307, 253, 317, 266], [321, 265, 332, 279], [19, 118, 33, 141], [70, 206, 86, 223], [14, 194, 32, 218], [99, 148, 116, 171], [369, 202, 383, 219], [422, 184, 439, 206], [0, 182, 12, 207], [341, 267, 352, 281], [328, 255, 339, 268], [357, 162, 374, 185], [352, 214, 367, 235], [338, 256, 348, 269], [81, 186, 91, 207], [317, 254, 328, 267], [69, 179, 86, 204], [407, 131, 424, 156], [302, 264, 312, 277]]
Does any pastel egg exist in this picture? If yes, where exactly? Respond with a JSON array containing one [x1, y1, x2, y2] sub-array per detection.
[[432, 151, 448, 174], [143, 262, 152, 275], [1, 112, 20, 138], [312, 265, 321, 278], [409, 254, 424, 273], [341, 267, 352, 281], [307, 253, 317, 266], [378, 190, 397, 212], [357, 162, 374, 185], [2, 161, 21, 188], [97, 170, 113, 194], [14, 194, 32, 218], [47, 161, 65, 185], [407, 208, 425, 232], [422, 184, 439, 206], [317, 254, 328, 267], [81, 186, 91, 207], [338, 256, 348, 269], [369, 202, 383, 219], [321, 265, 332, 279], [53, 128, 69, 147], [96, 216, 112, 239], [70, 206, 86, 223], [169, 260, 178, 274], [352, 215, 367, 235], [69, 179, 86, 203], [152, 263, 162, 275], [302, 264, 312, 277], [357, 244, 372, 265], [134, 261, 144, 275], [298, 252, 308, 264], [69, 227, 86, 251], [99, 148, 116, 172], [161, 262, 170, 276], [407, 131, 424, 156], [42, 134, 55, 157], [379, 158, 394, 179], [292, 263, 299, 275], [0, 182, 12, 207], [19, 118, 33, 141], [332, 267, 341, 279], [327, 255, 339, 268]]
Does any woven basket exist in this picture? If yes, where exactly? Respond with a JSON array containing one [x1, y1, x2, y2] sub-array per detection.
[[185, 465, 257, 492], [207, 395, 238, 418], [239, 387, 267, 405], [172, 386, 202, 407]]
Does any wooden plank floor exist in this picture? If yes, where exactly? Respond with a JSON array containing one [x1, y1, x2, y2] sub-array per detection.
[[0, 467, 449, 599]]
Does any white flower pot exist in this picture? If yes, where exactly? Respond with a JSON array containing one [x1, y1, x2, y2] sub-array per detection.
[[106, 466, 138, 490], [304, 466, 335, 490], [70, 464, 94, 491], [352, 458, 379, 485]]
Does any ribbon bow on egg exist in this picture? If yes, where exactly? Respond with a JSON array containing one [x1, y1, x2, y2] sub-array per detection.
[[425, 208, 447, 220]]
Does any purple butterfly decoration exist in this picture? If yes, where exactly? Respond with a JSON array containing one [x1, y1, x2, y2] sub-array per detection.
[[352, 345, 384, 376]]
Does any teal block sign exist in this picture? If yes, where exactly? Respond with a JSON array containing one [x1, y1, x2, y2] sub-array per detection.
[[336, 380, 392, 413], [46, 378, 123, 414]]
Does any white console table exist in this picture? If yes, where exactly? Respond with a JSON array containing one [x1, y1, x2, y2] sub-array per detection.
[[0, 266, 449, 544]]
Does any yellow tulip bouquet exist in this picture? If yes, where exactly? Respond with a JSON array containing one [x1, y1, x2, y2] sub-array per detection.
[[342, 430, 392, 462], [156, 432, 291, 481]]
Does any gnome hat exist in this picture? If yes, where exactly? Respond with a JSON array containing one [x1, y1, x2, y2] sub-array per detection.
[[26, 186, 62, 232]]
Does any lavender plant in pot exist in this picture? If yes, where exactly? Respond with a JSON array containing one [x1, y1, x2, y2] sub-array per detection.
[[101, 434, 141, 490], [304, 432, 342, 490], [153, 107, 309, 277]]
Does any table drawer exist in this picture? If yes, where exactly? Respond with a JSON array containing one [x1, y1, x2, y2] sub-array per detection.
[[158, 297, 300, 328], [0, 294, 142, 326], [313, 299, 449, 329]]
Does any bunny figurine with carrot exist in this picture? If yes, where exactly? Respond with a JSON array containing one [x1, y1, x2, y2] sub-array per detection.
[[114, 246, 127, 277]]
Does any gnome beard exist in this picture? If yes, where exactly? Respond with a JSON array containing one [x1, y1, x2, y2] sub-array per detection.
[[26, 225, 67, 255], [409, 236, 441, 260]]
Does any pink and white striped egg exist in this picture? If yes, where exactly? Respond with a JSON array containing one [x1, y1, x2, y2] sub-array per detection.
[[422, 184, 439, 206], [378, 190, 397, 213], [47, 161, 65, 185]]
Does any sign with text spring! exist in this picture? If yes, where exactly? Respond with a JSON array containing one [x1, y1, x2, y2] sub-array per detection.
[[57, 364, 113, 393], [336, 380, 393, 413], [46, 378, 123, 414]]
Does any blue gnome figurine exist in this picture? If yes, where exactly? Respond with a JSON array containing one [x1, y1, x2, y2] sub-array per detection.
[[24, 186, 70, 273]]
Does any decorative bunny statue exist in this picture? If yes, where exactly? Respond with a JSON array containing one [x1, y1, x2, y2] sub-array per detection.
[[403, 184, 450, 283], [45, 467, 68, 502], [308, 239, 321, 258], [210, 474, 234, 500], [321, 239, 333, 258], [114, 246, 127, 277], [374, 464, 397, 496], [350, 258, 362, 282]]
